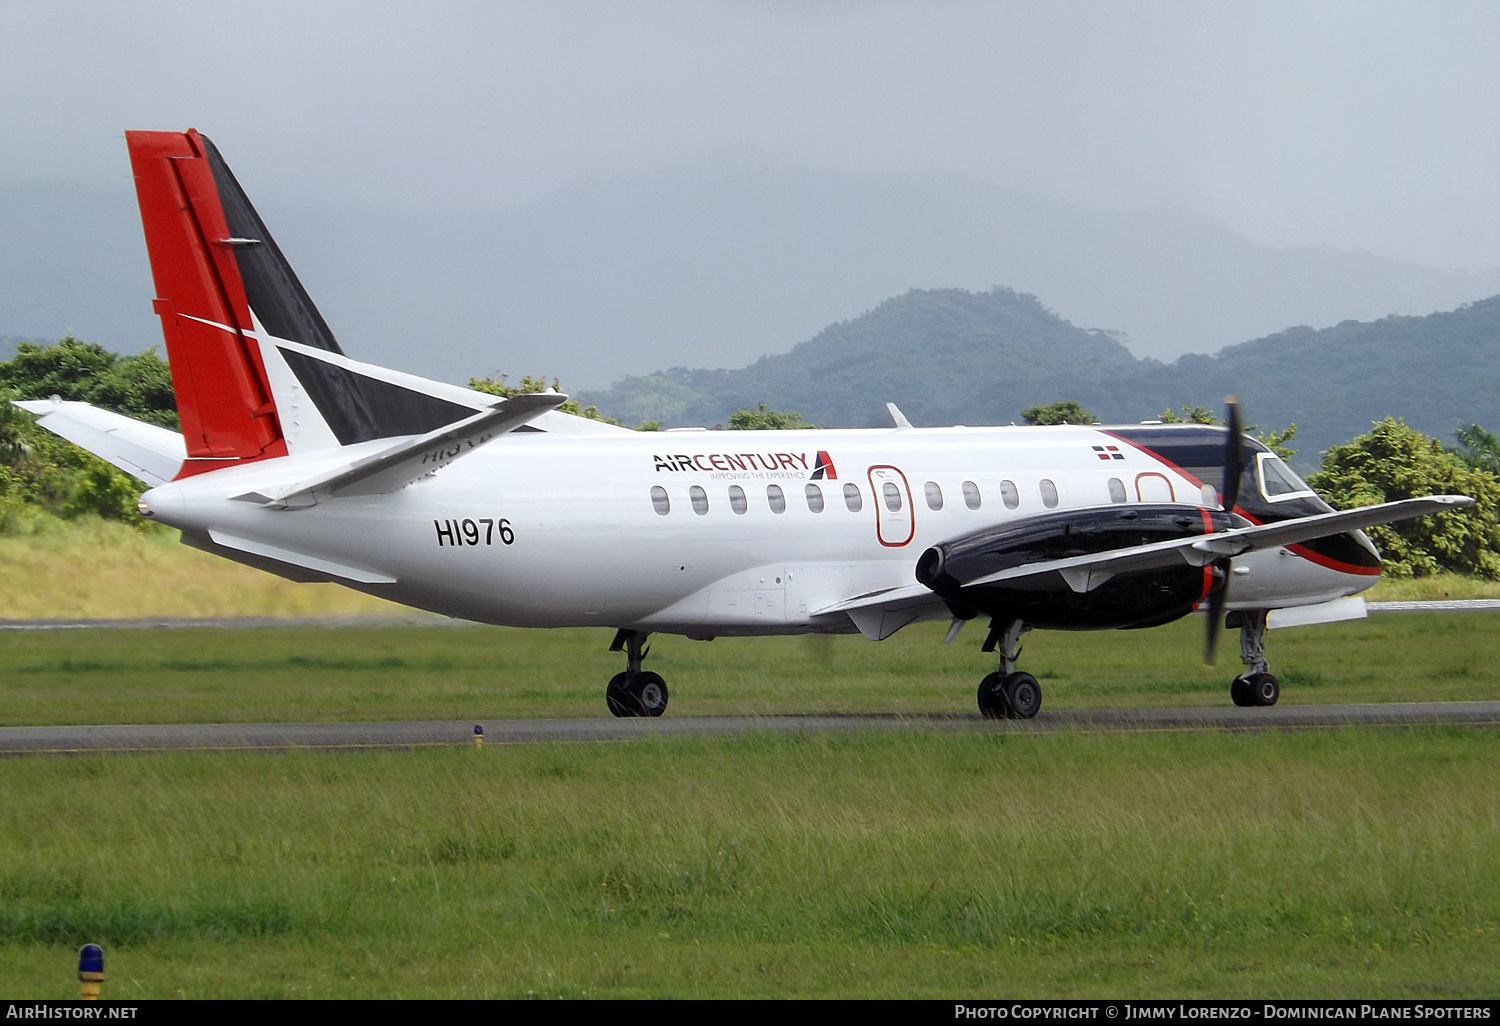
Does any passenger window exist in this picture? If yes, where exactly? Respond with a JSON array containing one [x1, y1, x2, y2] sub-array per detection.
[[729, 485, 748, 515], [1000, 480, 1020, 509], [805, 483, 825, 513], [882, 481, 903, 512], [925, 481, 944, 511], [690, 485, 709, 515], [1040, 479, 1059, 508], [650, 485, 670, 516], [1109, 478, 1127, 504], [767, 484, 786, 514], [962, 481, 981, 510], [843, 482, 863, 512]]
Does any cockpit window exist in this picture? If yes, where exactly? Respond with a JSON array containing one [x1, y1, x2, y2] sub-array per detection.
[[1258, 453, 1314, 500]]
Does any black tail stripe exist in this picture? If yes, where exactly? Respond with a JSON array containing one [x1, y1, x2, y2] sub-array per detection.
[[280, 349, 477, 445], [200, 135, 344, 355]]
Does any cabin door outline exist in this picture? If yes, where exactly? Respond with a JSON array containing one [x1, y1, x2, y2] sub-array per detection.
[[868, 465, 916, 547]]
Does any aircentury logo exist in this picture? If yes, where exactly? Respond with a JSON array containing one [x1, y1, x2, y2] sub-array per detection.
[[653, 451, 838, 480]]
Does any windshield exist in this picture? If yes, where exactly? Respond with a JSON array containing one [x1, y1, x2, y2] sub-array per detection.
[[1259, 454, 1313, 499]]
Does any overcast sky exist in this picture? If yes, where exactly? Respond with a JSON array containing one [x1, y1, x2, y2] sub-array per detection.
[[2, 0, 1498, 271]]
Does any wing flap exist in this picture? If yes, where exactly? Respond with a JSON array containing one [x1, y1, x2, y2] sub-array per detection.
[[812, 583, 946, 641], [812, 583, 934, 615]]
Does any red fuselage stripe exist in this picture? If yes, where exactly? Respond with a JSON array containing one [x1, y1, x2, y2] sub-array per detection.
[[1100, 429, 1379, 577]]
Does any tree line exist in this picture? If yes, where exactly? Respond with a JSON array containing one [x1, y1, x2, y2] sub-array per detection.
[[3, 339, 1496, 580]]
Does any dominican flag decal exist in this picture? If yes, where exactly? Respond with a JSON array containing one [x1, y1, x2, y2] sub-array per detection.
[[1092, 445, 1125, 461], [810, 451, 838, 479]]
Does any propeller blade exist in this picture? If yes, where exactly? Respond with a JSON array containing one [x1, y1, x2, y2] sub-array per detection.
[[1221, 395, 1244, 512], [1204, 578, 1227, 664]]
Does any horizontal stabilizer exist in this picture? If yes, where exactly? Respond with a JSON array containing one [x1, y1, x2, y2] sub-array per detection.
[[962, 495, 1475, 591], [242, 392, 566, 509], [14, 399, 186, 486]]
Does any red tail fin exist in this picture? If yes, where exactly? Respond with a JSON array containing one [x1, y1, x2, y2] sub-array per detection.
[[127, 129, 286, 475]]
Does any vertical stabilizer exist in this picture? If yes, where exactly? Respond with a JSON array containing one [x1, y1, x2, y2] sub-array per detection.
[[128, 129, 302, 474], [128, 129, 496, 470]]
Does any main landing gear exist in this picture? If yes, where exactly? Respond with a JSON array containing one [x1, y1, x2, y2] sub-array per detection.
[[1226, 610, 1280, 707], [606, 629, 668, 717], [976, 618, 1042, 720]]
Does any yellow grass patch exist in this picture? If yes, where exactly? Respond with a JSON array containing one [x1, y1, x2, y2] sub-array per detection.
[[0, 518, 404, 619]]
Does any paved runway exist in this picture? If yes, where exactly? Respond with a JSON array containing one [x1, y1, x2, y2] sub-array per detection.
[[3, 702, 1498, 755]]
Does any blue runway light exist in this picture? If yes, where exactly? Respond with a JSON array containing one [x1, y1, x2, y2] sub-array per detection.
[[78, 944, 104, 1000]]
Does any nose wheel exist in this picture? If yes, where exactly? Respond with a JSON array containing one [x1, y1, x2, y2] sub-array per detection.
[[1226, 610, 1279, 707], [1231, 672, 1280, 707], [606, 629, 668, 717]]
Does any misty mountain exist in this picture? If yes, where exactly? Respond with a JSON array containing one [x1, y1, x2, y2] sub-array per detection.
[[4, 167, 1500, 390], [579, 288, 1500, 469]]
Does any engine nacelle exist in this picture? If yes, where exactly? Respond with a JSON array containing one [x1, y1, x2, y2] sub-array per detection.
[[915, 505, 1244, 630]]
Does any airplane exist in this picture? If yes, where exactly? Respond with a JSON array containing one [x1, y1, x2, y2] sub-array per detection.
[[15, 129, 1474, 720]]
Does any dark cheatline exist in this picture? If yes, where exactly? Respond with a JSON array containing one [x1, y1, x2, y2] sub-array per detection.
[[3, 703, 1500, 755]]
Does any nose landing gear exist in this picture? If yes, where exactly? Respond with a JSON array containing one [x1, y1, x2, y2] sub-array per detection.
[[1226, 610, 1279, 707], [977, 619, 1041, 719], [606, 629, 669, 717]]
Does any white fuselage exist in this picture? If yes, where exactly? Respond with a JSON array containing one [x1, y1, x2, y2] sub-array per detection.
[[140, 424, 1375, 636]]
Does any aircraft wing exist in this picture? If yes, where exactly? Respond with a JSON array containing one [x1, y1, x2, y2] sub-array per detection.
[[14, 399, 186, 486], [962, 495, 1474, 594], [812, 583, 947, 641], [242, 392, 566, 509]]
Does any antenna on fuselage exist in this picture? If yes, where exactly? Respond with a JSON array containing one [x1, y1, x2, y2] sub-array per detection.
[[886, 403, 913, 429]]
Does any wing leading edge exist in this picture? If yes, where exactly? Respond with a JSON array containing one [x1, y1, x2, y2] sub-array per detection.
[[962, 495, 1474, 594]]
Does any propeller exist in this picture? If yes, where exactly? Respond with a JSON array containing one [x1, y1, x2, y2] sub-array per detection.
[[1205, 395, 1243, 664], [1219, 395, 1244, 515]]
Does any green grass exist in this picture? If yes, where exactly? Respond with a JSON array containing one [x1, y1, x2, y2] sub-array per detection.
[[3, 613, 1500, 726], [1, 728, 1498, 998], [3, 606, 1499, 997], [1366, 572, 1500, 601]]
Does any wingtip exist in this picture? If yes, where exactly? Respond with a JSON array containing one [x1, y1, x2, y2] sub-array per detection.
[[12, 398, 59, 413]]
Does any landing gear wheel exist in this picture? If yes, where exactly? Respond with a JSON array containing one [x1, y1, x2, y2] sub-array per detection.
[[632, 671, 669, 717], [606, 672, 635, 717], [606, 671, 670, 717], [605, 629, 667, 717], [977, 672, 1008, 719], [1230, 675, 1255, 707], [1246, 671, 1279, 707], [1002, 672, 1042, 719]]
